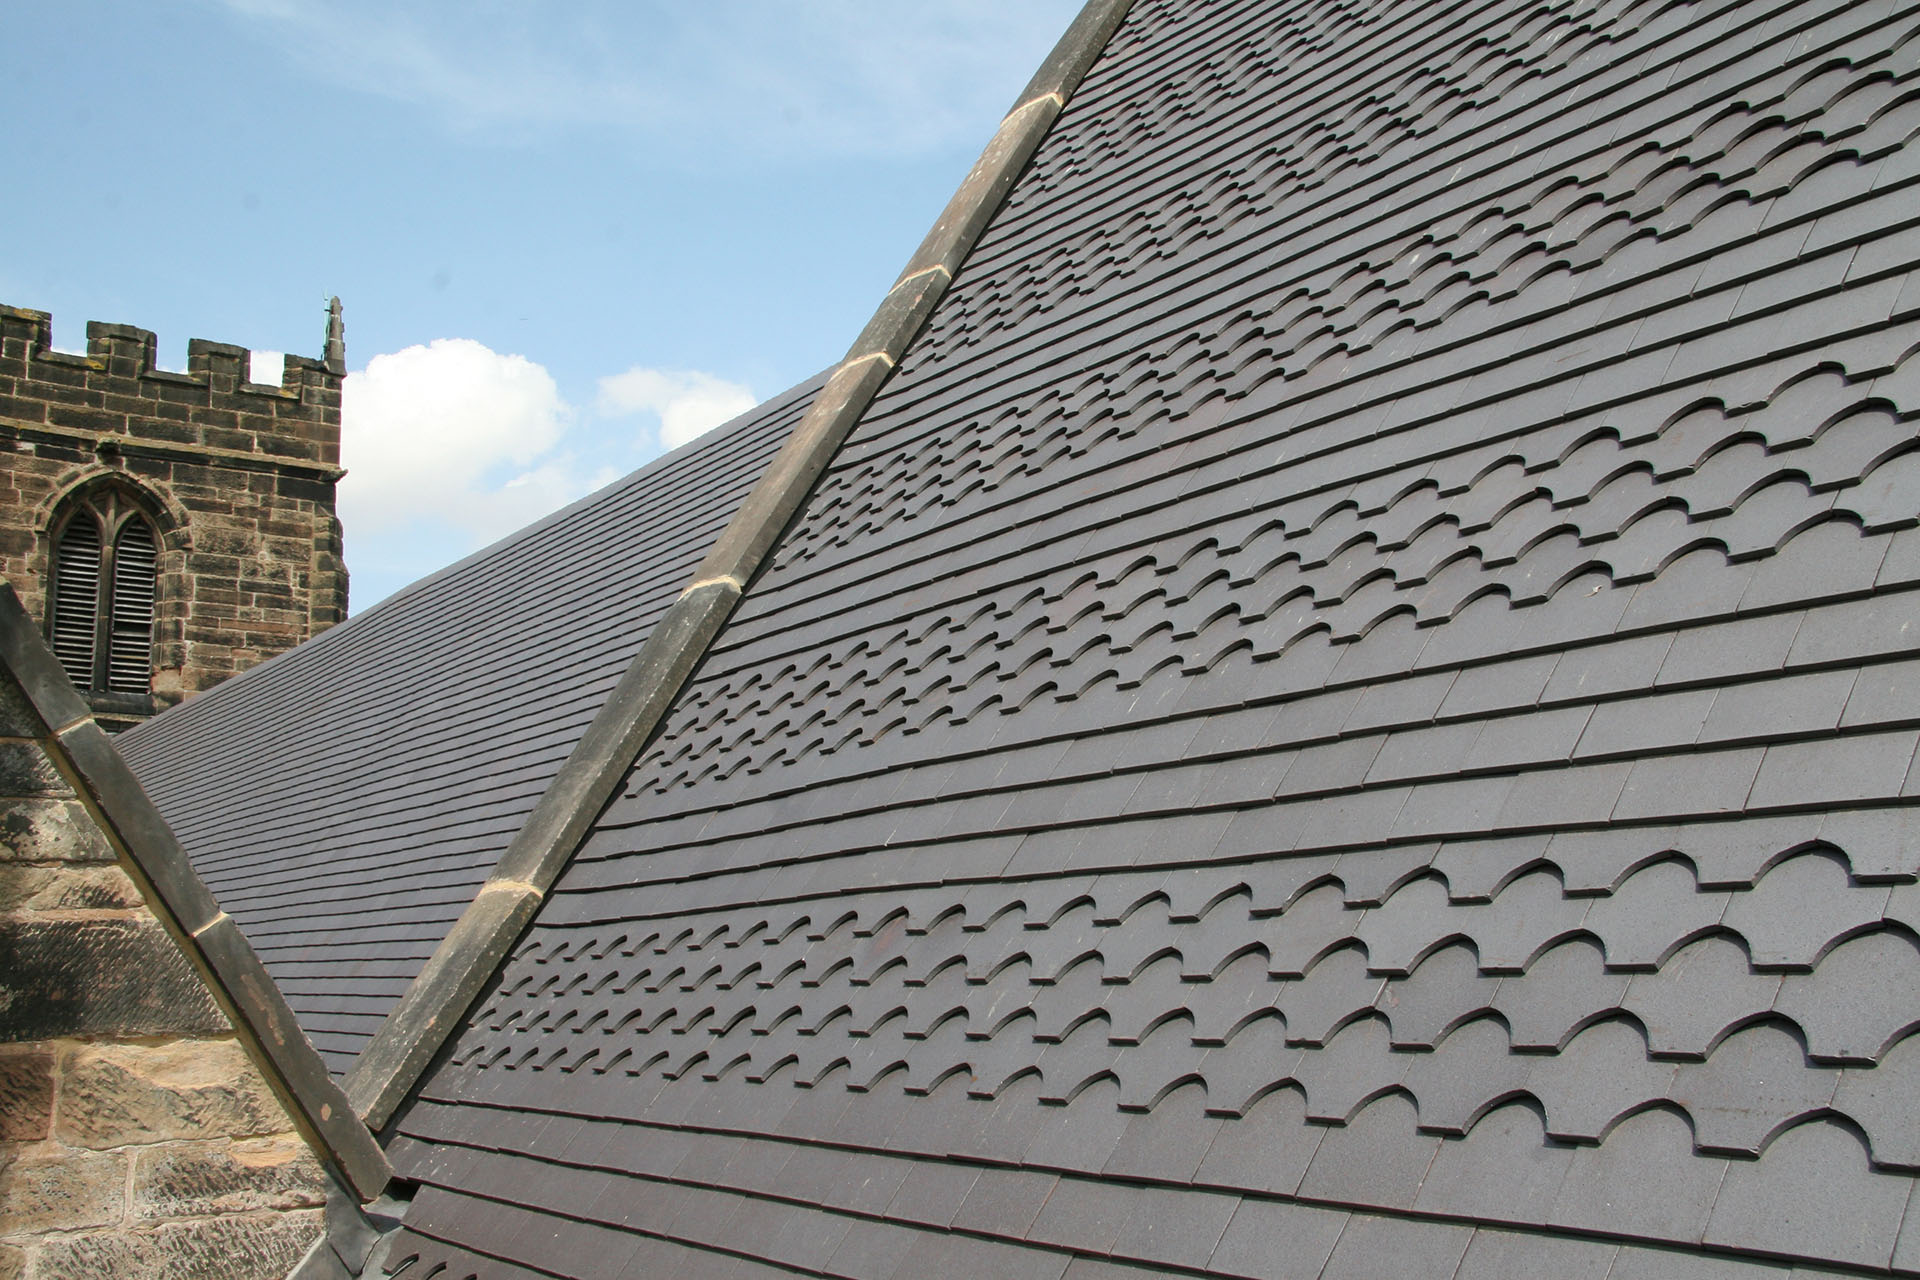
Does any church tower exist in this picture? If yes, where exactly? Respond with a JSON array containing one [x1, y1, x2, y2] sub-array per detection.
[[0, 300, 348, 728]]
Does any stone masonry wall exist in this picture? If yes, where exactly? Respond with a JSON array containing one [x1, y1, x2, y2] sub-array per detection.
[[0, 667, 326, 1279], [0, 305, 347, 723]]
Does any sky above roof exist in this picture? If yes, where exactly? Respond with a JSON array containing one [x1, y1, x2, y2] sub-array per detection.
[[3, 0, 1079, 607]]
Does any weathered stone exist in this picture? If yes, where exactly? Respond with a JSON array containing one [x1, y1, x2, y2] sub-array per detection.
[[0, 1149, 126, 1235], [22, 1209, 324, 1280], [0, 1050, 53, 1140], [0, 865, 142, 913], [0, 745, 66, 800], [131, 1135, 325, 1221], [0, 799, 112, 864], [55, 1040, 280, 1148], [0, 1241, 23, 1280], [0, 669, 39, 738], [0, 918, 224, 1040]]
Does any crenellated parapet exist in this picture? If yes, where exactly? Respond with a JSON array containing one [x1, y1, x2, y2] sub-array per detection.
[[0, 305, 343, 470]]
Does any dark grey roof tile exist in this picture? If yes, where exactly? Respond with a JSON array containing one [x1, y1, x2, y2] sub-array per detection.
[[1583, 857, 1727, 971], [1274, 735, 1389, 798], [1341, 671, 1458, 735], [1603, 1244, 1789, 1280], [898, 1232, 1072, 1280], [1104, 1082, 1221, 1184], [1895, 1176, 1920, 1274], [1789, 595, 1917, 668], [1293, 1015, 1408, 1126], [1437, 654, 1559, 719], [1453, 1225, 1616, 1280], [1658, 615, 1799, 689], [1495, 760, 1634, 831], [882, 1158, 979, 1229], [1195, 1083, 1324, 1197], [1262, 881, 1363, 980], [1611, 747, 1766, 823], [1378, 941, 1498, 1050], [1293, 787, 1414, 857], [1841, 658, 1920, 733], [1429, 835, 1551, 903], [1305, 1094, 1454, 1215], [1531, 1016, 1676, 1144], [1550, 1104, 1729, 1244], [1702, 671, 1859, 748], [1328, 842, 1436, 909], [1351, 874, 1452, 978], [1833, 1032, 1920, 1169], [1704, 1118, 1905, 1269], [1278, 946, 1382, 1046], [1108, 1185, 1239, 1271], [1674, 1021, 1839, 1157], [1626, 934, 1784, 1059], [1415, 1101, 1576, 1228], [1543, 633, 1675, 703], [1775, 927, 1920, 1064], [950, 1167, 1057, 1240], [1492, 935, 1628, 1051], [1575, 689, 1717, 759], [1472, 868, 1594, 974], [1317, 1212, 1473, 1280], [1206, 1196, 1348, 1280], [1724, 849, 1890, 971], [1407, 1008, 1539, 1132], [1024, 1174, 1139, 1256], [1059, 1260, 1162, 1280], [825, 1218, 923, 1280], [1022, 1078, 1131, 1172], [1365, 722, 1483, 785], [1750, 730, 1920, 812], [1462, 707, 1593, 774]]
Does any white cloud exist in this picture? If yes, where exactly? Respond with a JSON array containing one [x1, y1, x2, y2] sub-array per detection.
[[341, 338, 586, 546], [208, 1, 1082, 161], [597, 367, 757, 450]]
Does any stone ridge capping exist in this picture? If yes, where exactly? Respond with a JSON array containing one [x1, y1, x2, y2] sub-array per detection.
[[0, 304, 344, 470], [340, 0, 1139, 1133], [0, 581, 391, 1202]]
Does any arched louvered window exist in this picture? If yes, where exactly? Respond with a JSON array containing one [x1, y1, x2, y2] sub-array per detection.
[[47, 488, 159, 697]]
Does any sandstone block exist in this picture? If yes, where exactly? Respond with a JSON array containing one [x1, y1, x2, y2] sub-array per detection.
[[0, 1148, 125, 1235], [56, 1040, 281, 1148], [0, 1242, 23, 1280], [0, 1051, 53, 1140], [0, 918, 224, 1040], [0, 747, 66, 801], [0, 671, 37, 737], [131, 1135, 325, 1220], [0, 865, 142, 913], [22, 1209, 323, 1280], [0, 799, 114, 864]]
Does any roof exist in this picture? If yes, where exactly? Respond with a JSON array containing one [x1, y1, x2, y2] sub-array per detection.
[[136, 0, 1920, 1274], [119, 372, 825, 1074]]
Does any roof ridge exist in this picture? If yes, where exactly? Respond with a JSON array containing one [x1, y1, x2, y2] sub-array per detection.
[[339, 0, 1141, 1133]]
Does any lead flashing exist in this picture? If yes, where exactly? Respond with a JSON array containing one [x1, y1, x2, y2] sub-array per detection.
[[0, 583, 390, 1202], [340, 0, 1137, 1136]]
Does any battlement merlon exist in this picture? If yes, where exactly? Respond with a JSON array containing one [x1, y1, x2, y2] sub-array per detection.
[[0, 300, 344, 467]]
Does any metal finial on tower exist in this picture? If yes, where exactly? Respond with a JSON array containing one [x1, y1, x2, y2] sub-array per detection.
[[323, 296, 346, 375]]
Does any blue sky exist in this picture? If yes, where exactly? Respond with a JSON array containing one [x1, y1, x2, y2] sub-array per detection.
[[2, 1, 1080, 606]]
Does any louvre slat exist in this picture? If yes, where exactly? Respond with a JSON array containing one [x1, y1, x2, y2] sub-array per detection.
[[108, 520, 156, 694], [52, 517, 101, 689]]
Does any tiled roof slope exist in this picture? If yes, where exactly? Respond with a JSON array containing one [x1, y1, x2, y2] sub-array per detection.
[[118, 374, 825, 1075], [387, 0, 1920, 1275]]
